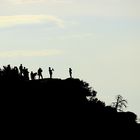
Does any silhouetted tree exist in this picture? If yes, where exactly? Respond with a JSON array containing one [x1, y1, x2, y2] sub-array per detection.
[[112, 95, 127, 112]]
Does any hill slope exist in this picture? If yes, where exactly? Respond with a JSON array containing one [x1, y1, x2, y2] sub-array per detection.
[[1, 78, 139, 138]]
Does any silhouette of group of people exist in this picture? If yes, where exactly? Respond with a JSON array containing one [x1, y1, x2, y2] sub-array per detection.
[[0, 64, 73, 81], [19, 64, 29, 80], [0, 64, 30, 81], [30, 67, 72, 80], [30, 68, 43, 80]]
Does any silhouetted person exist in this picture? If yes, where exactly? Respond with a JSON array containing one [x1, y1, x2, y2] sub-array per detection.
[[38, 68, 43, 79], [13, 66, 19, 79], [7, 64, 11, 71], [49, 67, 54, 79], [69, 68, 72, 78], [30, 71, 34, 80], [19, 64, 23, 76], [23, 67, 29, 80], [14, 66, 19, 74], [30, 71, 33, 80], [30, 71, 37, 80]]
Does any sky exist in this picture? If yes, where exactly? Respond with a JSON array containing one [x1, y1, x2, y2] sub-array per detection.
[[0, 0, 140, 118]]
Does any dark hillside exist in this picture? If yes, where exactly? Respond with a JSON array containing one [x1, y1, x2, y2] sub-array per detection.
[[0, 65, 139, 138]]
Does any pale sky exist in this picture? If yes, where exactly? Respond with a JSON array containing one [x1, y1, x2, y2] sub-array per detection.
[[0, 0, 140, 118]]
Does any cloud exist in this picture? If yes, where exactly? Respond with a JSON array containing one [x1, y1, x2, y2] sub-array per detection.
[[0, 15, 64, 28], [0, 49, 62, 58]]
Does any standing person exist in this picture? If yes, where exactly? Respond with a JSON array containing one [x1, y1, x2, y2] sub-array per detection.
[[38, 68, 43, 79], [23, 67, 29, 80], [19, 64, 23, 76], [49, 67, 54, 79], [69, 68, 72, 78], [30, 71, 34, 80]]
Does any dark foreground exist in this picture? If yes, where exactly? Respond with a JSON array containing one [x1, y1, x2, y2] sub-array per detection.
[[1, 78, 139, 138]]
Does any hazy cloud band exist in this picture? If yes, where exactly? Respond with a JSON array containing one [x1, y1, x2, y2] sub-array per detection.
[[0, 15, 64, 28]]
